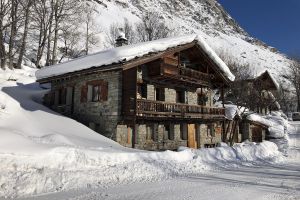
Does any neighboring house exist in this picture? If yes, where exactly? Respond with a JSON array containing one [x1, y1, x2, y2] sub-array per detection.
[[226, 70, 280, 116], [223, 71, 280, 144], [246, 70, 280, 114], [36, 35, 235, 151]]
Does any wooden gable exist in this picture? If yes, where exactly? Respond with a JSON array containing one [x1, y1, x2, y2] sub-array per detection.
[[122, 42, 231, 88], [255, 71, 278, 91]]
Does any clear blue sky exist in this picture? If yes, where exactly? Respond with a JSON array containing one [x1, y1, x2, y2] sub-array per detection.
[[218, 0, 300, 56]]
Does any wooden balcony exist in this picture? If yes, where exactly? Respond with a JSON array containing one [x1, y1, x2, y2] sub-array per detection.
[[136, 99, 225, 120], [148, 63, 212, 87]]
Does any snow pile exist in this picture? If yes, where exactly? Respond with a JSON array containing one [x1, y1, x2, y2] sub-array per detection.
[[247, 112, 288, 139], [36, 34, 235, 81], [247, 111, 293, 155], [180, 141, 283, 169], [224, 104, 238, 120], [223, 104, 246, 120]]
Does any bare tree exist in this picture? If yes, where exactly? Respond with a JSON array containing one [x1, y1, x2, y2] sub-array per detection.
[[45, 0, 54, 66], [135, 11, 171, 42], [51, 0, 80, 64], [7, 0, 20, 69], [81, 1, 100, 55], [31, 0, 54, 67], [0, 0, 11, 69], [285, 59, 300, 111], [107, 18, 135, 46], [16, 0, 33, 69], [58, 22, 82, 61]]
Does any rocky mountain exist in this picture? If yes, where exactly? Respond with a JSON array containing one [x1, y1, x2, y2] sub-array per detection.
[[92, 0, 291, 86]]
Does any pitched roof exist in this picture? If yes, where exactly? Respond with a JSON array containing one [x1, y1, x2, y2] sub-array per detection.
[[36, 35, 235, 82], [255, 70, 279, 90]]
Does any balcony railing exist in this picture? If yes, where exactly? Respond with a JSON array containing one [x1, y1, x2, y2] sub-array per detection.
[[136, 99, 225, 119], [148, 64, 212, 87], [177, 66, 211, 83]]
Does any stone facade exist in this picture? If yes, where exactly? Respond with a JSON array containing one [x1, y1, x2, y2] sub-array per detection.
[[50, 70, 122, 140], [45, 58, 226, 151]]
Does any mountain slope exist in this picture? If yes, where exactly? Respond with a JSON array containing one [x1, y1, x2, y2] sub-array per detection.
[[93, 0, 291, 85]]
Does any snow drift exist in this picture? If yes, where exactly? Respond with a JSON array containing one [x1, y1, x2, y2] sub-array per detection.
[[0, 141, 283, 198]]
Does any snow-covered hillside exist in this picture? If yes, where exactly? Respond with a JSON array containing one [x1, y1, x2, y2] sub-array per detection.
[[92, 0, 291, 84]]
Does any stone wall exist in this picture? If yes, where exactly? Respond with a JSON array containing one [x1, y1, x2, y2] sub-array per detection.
[[165, 88, 176, 103], [116, 122, 224, 151], [198, 122, 222, 148], [147, 84, 155, 100], [51, 70, 122, 140], [134, 123, 187, 151], [187, 91, 197, 105]]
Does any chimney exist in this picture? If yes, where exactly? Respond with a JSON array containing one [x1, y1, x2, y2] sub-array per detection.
[[115, 28, 128, 47]]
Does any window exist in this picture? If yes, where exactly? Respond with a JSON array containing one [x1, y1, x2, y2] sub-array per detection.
[[180, 123, 187, 140], [58, 88, 66, 105], [207, 124, 215, 137], [166, 124, 174, 140], [198, 94, 208, 106], [84, 80, 108, 103], [138, 83, 147, 99], [92, 85, 101, 102], [155, 87, 165, 101], [146, 124, 153, 140], [176, 90, 185, 103], [66, 87, 74, 105], [153, 124, 158, 142]]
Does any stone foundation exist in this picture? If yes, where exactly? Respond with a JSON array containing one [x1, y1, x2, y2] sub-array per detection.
[[116, 122, 223, 151]]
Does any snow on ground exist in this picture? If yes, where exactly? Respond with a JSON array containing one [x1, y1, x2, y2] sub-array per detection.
[[17, 123, 300, 200], [0, 68, 299, 199]]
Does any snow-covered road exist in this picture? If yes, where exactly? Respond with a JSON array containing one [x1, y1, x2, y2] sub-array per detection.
[[19, 123, 300, 200]]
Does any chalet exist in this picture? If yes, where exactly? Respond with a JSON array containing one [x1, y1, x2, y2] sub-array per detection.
[[245, 70, 280, 114], [36, 35, 235, 150], [238, 71, 280, 143]]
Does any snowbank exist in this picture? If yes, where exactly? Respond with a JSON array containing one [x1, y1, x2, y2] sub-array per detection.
[[35, 34, 235, 81], [0, 141, 283, 198], [180, 141, 283, 167]]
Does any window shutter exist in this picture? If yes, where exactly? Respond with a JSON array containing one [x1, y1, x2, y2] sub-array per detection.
[[87, 85, 93, 102], [61, 88, 67, 104], [100, 81, 108, 101], [50, 92, 55, 106], [80, 85, 88, 103], [66, 87, 73, 105]]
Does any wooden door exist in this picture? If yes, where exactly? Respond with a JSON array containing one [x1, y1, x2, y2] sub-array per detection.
[[188, 124, 197, 148], [251, 127, 262, 142], [127, 127, 132, 145]]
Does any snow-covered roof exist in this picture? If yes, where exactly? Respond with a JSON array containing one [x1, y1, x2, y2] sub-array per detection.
[[256, 70, 280, 90], [247, 113, 273, 127], [36, 35, 235, 81]]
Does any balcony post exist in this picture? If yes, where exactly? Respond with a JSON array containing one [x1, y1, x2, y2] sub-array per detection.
[[221, 85, 225, 108]]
